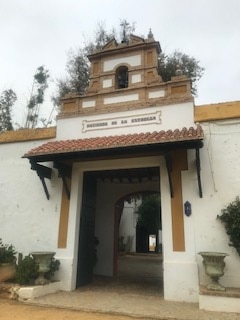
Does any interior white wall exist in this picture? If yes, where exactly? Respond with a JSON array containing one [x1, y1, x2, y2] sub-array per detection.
[[119, 200, 139, 253], [94, 179, 159, 276]]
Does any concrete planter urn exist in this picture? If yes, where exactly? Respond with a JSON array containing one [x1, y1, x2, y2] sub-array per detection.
[[31, 251, 55, 285], [198, 251, 228, 291], [0, 239, 16, 282], [0, 263, 16, 282]]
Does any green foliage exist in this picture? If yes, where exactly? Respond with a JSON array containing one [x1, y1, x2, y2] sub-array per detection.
[[45, 257, 60, 280], [0, 89, 17, 131], [16, 255, 38, 285], [217, 196, 240, 255], [25, 65, 50, 129], [52, 20, 135, 106], [16, 255, 60, 285], [158, 50, 204, 96], [137, 194, 161, 233], [0, 238, 16, 264]]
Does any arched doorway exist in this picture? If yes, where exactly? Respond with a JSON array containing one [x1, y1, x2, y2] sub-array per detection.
[[113, 191, 162, 293]]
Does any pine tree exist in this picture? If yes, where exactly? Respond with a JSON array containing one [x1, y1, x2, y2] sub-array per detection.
[[0, 89, 17, 131]]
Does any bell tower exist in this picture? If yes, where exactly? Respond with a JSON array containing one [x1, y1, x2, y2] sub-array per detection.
[[58, 31, 193, 140], [87, 32, 162, 96]]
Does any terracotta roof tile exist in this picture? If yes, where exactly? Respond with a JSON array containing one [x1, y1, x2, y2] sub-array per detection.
[[24, 126, 203, 158]]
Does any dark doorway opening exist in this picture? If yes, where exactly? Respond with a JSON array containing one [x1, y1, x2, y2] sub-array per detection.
[[76, 166, 163, 296], [76, 172, 97, 287]]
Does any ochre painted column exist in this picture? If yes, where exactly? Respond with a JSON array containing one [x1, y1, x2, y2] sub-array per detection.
[[57, 178, 71, 248], [170, 149, 188, 251]]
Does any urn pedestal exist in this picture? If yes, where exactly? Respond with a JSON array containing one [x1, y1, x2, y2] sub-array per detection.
[[31, 252, 55, 285], [198, 251, 228, 291]]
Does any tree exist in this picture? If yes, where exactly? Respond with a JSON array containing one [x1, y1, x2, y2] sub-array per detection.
[[52, 20, 135, 106], [25, 66, 49, 129], [158, 50, 204, 96], [137, 194, 161, 253], [52, 49, 89, 107], [0, 89, 17, 131]]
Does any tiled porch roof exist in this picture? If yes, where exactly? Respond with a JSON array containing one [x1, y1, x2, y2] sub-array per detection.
[[24, 126, 203, 158]]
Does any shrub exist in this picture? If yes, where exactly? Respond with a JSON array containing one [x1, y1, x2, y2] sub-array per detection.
[[16, 255, 38, 285], [217, 196, 240, 255], [45, 257, 60, 280], [16, 255, 61, 285], [0, 238, 16, 264]]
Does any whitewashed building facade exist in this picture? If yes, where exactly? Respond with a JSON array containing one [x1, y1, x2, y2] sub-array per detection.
[[1, 33, 240, 312]]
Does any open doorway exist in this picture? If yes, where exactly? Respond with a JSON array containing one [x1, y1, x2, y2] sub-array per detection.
[[115, 190, 163, 295], [117, 191, 162, 255], [76, 167, 163, 296]]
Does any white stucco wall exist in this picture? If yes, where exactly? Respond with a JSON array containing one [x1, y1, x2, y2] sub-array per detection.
[[193, 120, 240, 289], [56, 102, 195, 140], [103, 55, 141, 72], [0, 138, 62, 259], [1, 115, 240, 303], [161, 118, 240, 302]]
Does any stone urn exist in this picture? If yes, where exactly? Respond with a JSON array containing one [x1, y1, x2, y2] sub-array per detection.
[[31, 251, 55, 285], [0, 263, 16, 282], [198, 251, 228, 291]]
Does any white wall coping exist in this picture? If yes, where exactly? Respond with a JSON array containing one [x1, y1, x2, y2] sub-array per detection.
[[199, 286, 240, 313]]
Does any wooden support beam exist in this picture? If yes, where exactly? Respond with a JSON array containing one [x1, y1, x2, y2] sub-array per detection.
[[39, 176, 50, 200], [196, 148, 203, 198], [54, 162, 72, 200], [30, 160, 52, 200], [164, 154, 174, 198]]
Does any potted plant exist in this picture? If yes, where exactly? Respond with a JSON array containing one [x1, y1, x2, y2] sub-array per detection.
[[0, 238, 17, 282], [16, 254, 60, 285], [217, 196, 240, 255]]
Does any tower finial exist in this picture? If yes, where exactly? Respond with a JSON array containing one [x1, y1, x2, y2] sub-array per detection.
[[148, 28, 153, 39]]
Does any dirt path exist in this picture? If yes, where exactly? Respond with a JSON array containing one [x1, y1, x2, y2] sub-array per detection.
[[0, 299, 138, 320]]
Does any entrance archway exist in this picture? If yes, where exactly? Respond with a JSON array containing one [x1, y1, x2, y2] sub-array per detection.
[[76, 163, 163, 297], [112, 190, 163, 295]]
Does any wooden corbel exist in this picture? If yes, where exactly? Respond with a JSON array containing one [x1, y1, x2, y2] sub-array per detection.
[[30, 160, 52, 200], [54, 162, 72, 200]]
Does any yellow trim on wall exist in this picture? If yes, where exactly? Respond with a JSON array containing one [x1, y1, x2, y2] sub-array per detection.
[[58, 178, 71, 248], [195, 101, 240, 122], [0, 127, 56, 144], [171, 149, 188, 252]]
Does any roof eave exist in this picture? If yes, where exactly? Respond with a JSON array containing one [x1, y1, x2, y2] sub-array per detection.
[[24, 139, 203, 163]]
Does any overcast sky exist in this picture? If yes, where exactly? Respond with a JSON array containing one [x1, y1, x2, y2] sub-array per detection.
[[1, 0, 240, 126]]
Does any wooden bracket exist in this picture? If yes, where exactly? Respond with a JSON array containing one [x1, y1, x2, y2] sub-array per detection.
[[30, 160, 52, 200], [164, 154, 174, 198], [54, 162, 71, 200]]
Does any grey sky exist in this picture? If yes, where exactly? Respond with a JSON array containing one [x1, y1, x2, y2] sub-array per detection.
[[1, 0, 240, 125]]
